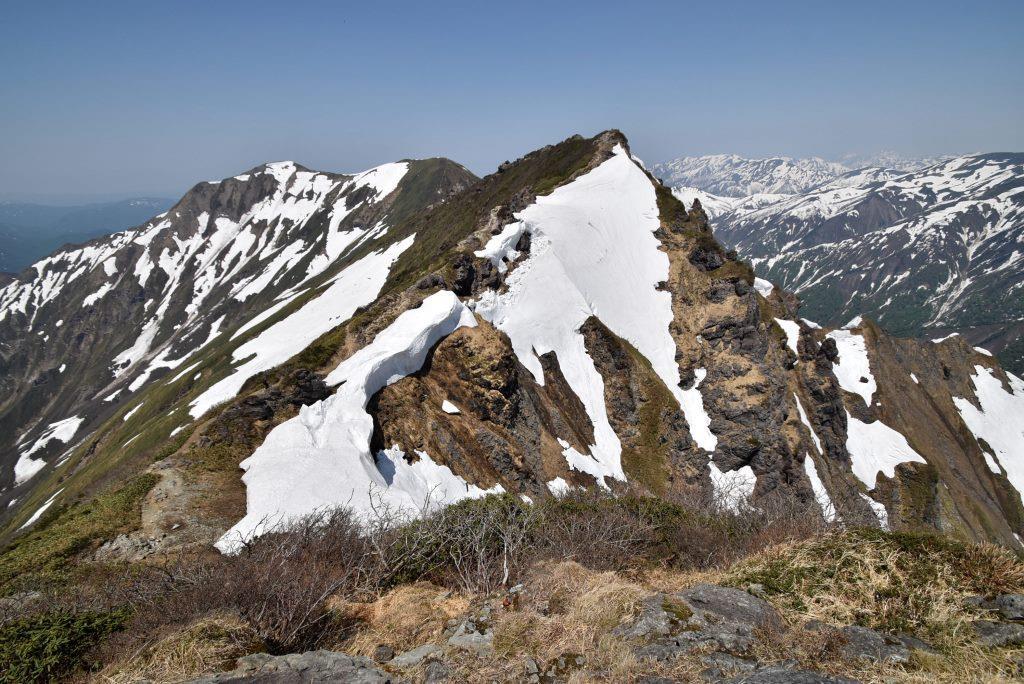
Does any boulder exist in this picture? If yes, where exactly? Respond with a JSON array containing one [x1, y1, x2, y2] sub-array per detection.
[[187, 650, 395, 683], [838, 625, 910, 664], [973, 620, 1024, 647], [722, 666, 860, 683], [389, 643, 441, 669]]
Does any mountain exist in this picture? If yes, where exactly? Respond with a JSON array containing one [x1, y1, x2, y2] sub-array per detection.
[[651, 153, 952, 199], [683, 154, 1024, 374], [0, 157, 475, 497], [0, 198, 175, 273], [837, 151, 953, 172], [651, 154, 849, 197], [2, 131, 1022, 574]]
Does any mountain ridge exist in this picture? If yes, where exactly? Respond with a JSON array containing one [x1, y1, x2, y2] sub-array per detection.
[[1, 131, 1022, 574]]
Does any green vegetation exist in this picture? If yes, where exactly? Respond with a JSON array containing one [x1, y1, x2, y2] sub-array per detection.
[[0, 474, 158, 595], [0, 609, 128, 683]]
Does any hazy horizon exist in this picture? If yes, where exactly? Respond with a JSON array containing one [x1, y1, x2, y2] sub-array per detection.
[[2, 1, 1021, 202]]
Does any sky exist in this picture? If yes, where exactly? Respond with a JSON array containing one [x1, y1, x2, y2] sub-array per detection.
[[1, 0, 1022, 202]]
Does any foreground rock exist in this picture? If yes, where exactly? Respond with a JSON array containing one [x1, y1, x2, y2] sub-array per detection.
[[187, 650, 397, 683], [615, 584, 782, 661]]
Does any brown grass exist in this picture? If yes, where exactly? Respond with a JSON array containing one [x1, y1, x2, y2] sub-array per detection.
[[341, 582, 470, 656], [100, 612, 261, 683]]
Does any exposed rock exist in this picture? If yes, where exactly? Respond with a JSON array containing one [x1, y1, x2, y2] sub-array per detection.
[[721, 666, 859, 684], [967, 594, 1024, 621], [622, 585, 782, 661], [680, 584, 782, 631], [700, 652, 757, 680], [187, 650, 395, 683], [446, 604, 494, 654], [372, 644, 395, 663], [837, 625, 911, 663], [422, 659, 449, 683], [540, 652, 586, 682], [388, 643, 441, 668], [973, 619, 1024, 647], [689, 244, 726, 271]]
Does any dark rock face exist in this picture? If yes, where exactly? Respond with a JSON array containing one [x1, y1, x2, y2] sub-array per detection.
[[187, 650, 395, 683], [370, 323, 602, 497], [202, 369, 331, 448], [581, 318, 703, 497], [967, 593, 1024, 621], [721, 667, 859, 684], [689, 245, 726, 272]]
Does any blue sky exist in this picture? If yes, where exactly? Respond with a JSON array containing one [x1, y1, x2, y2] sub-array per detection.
[[1, 0, 1021, 200]]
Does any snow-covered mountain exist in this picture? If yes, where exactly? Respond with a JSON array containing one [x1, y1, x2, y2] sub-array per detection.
[[2, 131, 1023, 564], [837, 151, 953, 172], [652, 154, 849, 197], [684, 154, 1024, 374], [0, 157, 476, 492]]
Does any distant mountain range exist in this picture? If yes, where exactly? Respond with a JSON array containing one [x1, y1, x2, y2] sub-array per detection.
[[0, 198, 174, 273], [665, 153, 1024, 374]]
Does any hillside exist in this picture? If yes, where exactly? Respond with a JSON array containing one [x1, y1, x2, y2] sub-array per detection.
[[1, 132, 1024, 682]]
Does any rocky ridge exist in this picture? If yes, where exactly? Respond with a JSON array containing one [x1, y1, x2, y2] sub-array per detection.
[[2, 131, 1023, 560]]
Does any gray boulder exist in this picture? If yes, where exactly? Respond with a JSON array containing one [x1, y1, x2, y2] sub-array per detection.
[[967, 594, 1024, 622], [187, 650, 396, 683], [838, 625, 911, 664], [680, 584, 782, 631], [973, 620, 1024, 647], [722, 666, 859, 683], [388, 643, 442, 669], [621, 585, 783, 661]]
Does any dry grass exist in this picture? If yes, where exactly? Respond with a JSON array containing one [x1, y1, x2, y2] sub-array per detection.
[[100, 613, 260, 684], [724, 528, 1024, 683], [726, 529, 1024, 645], [340, 582, 470, 657]]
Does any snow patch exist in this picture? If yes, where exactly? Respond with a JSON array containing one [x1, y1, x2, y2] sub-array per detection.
[[190, 236, 414, 419], [860, 492, 889, 529], [793, 394, 822, 454], [952, 366, 1024, 496], [708, 462, 756, 512], [441, 400, 461, 414], [775, 318, 800, 355], [845, 411, 926, 487], [18, 415, 84, 479], [546, 477, 571, 496], [19, 488, 64, 530], [216, 291, 481, 552], [826, 329, 877, 406], [753, 278, 774, 297], [804, 455, 836, 522]]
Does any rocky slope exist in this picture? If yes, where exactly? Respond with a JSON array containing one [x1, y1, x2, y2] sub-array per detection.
[[675, 154, 1024, 375], [2, 131, 1023, 563]]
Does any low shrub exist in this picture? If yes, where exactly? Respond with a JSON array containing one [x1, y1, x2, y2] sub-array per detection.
[[0, 609, 128, 683]]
